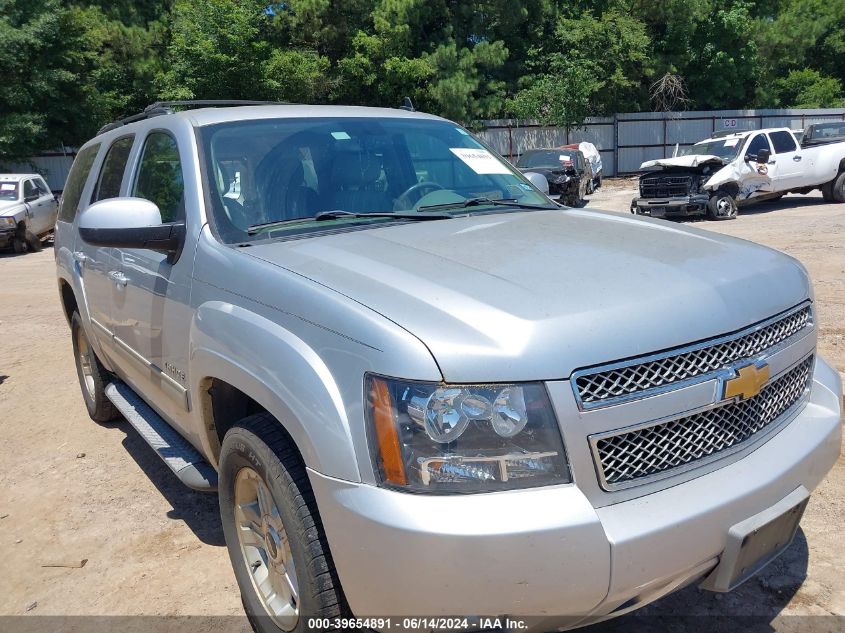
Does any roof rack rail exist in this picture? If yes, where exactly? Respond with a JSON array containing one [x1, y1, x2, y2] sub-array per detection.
[[97, 100, 288, 135]]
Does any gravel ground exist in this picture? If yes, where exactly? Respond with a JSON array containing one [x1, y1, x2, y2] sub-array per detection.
[[0, 187, 842, 632]]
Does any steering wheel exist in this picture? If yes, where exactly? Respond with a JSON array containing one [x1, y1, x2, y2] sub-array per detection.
[[394, 181, 444, 211]]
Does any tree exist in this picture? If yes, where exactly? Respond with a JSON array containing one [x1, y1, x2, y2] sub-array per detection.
[[507, 65, 599, 130], [0, 0, 111, 159], [157, 0, 272, 100], [774, 69, 845, 108]]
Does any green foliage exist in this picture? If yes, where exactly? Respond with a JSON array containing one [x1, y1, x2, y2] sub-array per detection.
[[5, 0, 845, 161], [773, 69, 845, 108], [507, 67, 599, 129]]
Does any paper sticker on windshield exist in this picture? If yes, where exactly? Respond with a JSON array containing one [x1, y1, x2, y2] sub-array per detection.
[[331, 131, 351, 140], [724, 138, 739, 147], [0, 183, 15, 191], [450, 148, 511, 174]]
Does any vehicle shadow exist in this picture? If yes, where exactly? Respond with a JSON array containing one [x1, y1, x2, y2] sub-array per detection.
[[674, 194, 828, 223], [582, 528, 809, 633], [106, 419, 225, 546]]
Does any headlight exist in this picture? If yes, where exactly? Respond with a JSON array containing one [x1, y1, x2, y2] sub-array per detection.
[[0, 217, 16, 227], [366, 375, 571, 493]]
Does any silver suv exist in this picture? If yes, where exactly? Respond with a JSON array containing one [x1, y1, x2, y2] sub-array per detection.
[[55, 102, 842, 632]]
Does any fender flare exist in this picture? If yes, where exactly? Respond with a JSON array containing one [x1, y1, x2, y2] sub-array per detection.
[[189, 301, 360, 482]]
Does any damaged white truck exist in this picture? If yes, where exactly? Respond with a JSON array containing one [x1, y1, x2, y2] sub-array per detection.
[[631, 127, 845, 220]]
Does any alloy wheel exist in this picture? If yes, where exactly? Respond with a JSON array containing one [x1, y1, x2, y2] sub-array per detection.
[[234, 467, 300, 631]]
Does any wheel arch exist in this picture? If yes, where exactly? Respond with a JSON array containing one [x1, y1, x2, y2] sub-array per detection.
[[58, 276, 79, 327], [190, 302, 361, 482]]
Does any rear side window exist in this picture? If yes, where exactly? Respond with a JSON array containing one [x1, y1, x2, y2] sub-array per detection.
[[59, 143, 100, 222], [745, 134, 771, 159], [770, 131, 798, 154], [132, 132, 184, 223], [92, 135, 134, 202]]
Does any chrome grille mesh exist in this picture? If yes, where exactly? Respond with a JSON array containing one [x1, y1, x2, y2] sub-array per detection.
[[575, 306, 812, 406], [640, 174, 693, 198], [593, 356, 813, 488]]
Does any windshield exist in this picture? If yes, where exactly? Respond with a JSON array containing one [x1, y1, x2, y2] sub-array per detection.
[[200, 117, 552, 242], [681, 138, 743, 161], [516, 150, 572, 169], [0, 182, 19, 201]]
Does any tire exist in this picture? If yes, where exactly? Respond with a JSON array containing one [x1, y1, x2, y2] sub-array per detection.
[[25, 229, 43, 252], [70, 311, 119, 422], [832, 172, 845, 203], [219, 414, 347, 633], [821, 181, 834, 202], [707, 190, 738, 220], [12, 238, 26, 254]]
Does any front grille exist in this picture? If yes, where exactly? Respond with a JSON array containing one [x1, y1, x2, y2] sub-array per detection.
[[592, 356, 814, 489], [640, 174, 693, 198], [574, 305, 812, 407]]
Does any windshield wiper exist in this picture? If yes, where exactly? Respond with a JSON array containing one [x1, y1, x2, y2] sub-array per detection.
[[247, 210, 452, 235], [417, 197, 555, 212], [313, 210, 453, 222]]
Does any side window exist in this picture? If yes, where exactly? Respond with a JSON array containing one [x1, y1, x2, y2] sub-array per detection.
[[23, 180, 38, 200], [745, 134, 771, 159], [59, 143, 100, 222], [35, 177, 51, 196], [92, 135, 134, 202], [770, 131, 798, 154], [132, 132, 184, 223]]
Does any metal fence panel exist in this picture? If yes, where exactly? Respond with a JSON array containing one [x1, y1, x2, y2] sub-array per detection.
[[482, 107, 845, 176]]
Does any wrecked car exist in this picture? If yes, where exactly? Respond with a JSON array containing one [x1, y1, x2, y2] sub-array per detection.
[[0, 173, 58, 252], [631, 127, 845, 220], [516, 148, 592, 206]]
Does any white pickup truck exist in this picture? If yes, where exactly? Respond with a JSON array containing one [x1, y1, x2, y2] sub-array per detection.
[[632, 127, 845, 220]]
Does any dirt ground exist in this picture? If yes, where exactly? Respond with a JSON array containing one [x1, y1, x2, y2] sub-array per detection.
[[0, 186, 843, 631]]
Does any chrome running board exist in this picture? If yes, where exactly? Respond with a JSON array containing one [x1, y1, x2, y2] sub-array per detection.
[[105, 382, 217, 491]]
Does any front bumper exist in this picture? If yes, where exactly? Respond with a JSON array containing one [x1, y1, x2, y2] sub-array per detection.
[[0, 226, 16, 247], [632, 194, 709, 217], [309, 357, 842, 629]]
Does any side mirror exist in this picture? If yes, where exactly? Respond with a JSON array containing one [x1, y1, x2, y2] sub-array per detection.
[[523, 171, 550, 195], [79, 197, 185, 261], [756, 148, 771, 164]]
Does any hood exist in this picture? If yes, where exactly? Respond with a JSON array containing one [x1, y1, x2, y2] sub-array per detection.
[[0, 200, 23, 215], [640, 155, 725, 170], [246, 209, 810, 382]]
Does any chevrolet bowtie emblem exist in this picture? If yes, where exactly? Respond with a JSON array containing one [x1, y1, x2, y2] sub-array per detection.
[[721, 361, 770, 401]]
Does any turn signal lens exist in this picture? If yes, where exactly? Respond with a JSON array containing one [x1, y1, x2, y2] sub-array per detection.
[[369, 377, 407, 486]]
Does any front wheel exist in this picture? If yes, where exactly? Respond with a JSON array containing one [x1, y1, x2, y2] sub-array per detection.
[[832, 172, 845, 203], [219, 414, 347, 633], [25, 229, 43, 252], [707, 190, 738, 220]]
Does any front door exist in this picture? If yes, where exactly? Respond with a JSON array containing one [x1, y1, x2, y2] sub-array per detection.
[[22, 178, 53, 235], [110, 131, 194, 428]]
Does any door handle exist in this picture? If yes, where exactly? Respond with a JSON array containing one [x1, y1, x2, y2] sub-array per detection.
[[73, 251, 88, 264], [793, 155, 802, 161], [108, 271, 128, 287]]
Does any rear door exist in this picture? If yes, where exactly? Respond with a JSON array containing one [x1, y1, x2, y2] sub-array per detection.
[[64, 143, 118, 351], [767, 130, 804, 190]]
